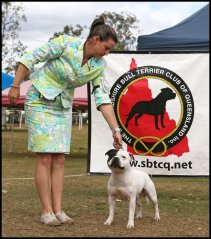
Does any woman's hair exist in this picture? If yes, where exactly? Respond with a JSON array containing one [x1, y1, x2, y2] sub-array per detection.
[[87, 16, 118, 43]]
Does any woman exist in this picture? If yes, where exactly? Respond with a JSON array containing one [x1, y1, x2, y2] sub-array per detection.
[[8, 17, 122, 226]]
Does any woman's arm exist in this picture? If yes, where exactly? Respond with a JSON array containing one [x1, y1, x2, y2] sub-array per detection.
[[98, 103, 122, 149], [8, 35, 71, 105], [19, 35, 69, 72], [8, 63, 29, 105]]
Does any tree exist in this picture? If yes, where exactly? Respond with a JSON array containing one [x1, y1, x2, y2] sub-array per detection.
[[50, 24, 87, 41], [50, 11, 140, 51], [2, 2, 27, 74], [98, 11, 141, 51]]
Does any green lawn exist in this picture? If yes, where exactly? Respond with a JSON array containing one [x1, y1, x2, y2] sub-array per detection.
[[2, 125, 209, 237]]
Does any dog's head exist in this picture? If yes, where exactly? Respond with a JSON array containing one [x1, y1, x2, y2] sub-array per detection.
[[160, 87, 176, 100], [105, 149, 135, 173]]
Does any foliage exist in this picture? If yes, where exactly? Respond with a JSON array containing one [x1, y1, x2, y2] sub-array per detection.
[[50, 11, 140, 51], [99, 11, 141, 51], [2, 2, 27, 74], [49, 24, 87, 41]]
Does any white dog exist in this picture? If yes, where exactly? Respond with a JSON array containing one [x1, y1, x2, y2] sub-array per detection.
[[104, 149, 160, 228]]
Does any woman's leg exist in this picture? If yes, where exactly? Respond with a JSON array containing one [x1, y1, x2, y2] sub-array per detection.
[[35, 153, 53, 213], [51, 153, 65, 213]]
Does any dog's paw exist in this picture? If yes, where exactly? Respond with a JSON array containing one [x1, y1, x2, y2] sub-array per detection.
[[126, 222, 134, 228], [135, 214, 142, 220], [154, 214, 160, 221], [104, 218, 113, 225]]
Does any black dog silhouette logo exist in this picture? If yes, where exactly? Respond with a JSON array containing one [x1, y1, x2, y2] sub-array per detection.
[[110, 59, 194, 157], [125, 87, 176, 130]]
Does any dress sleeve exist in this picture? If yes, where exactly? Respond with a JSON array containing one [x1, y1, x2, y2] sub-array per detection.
[[91, 69, 112, 111], [19, 35, 69, 71]]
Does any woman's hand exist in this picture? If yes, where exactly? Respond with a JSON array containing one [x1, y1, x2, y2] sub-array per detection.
[[8, 87, 20, 106], [112, 131, 122, 149]]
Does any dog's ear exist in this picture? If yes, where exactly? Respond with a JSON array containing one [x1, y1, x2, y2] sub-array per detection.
[[105, 149, 118, 159], [129, 153, 135, 161], [161, 87, 171, 92]]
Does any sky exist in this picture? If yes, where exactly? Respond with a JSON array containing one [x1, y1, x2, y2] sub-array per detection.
[[16, 1, 209, 50]]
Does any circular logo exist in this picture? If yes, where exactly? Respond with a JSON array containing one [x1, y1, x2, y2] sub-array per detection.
[[110, 66, 194, 156]]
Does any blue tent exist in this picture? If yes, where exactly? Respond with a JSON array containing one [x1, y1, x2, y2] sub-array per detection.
[[2, 72, 14, 90], [137, 4, 209, 51]]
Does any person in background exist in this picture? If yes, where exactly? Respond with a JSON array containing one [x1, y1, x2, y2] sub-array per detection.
[[8, 16, 122, 226]]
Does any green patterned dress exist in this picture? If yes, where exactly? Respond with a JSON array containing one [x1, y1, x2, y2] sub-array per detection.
[[21, 35, 111, 153]]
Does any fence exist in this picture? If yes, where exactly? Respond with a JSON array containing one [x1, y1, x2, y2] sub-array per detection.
[[2, 108, 88, 130]]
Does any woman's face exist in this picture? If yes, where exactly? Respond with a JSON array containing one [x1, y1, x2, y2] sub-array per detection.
[[92, 36, 116, 58]]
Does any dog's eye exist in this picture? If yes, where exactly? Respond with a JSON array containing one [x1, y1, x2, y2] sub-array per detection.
[[122, 156, 126, 159]]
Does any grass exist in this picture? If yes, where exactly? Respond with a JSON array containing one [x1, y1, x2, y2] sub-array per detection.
[[2, 124, 209, 237]]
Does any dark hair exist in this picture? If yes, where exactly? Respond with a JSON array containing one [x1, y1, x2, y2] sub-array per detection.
[[87, 16, 118, 43]]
